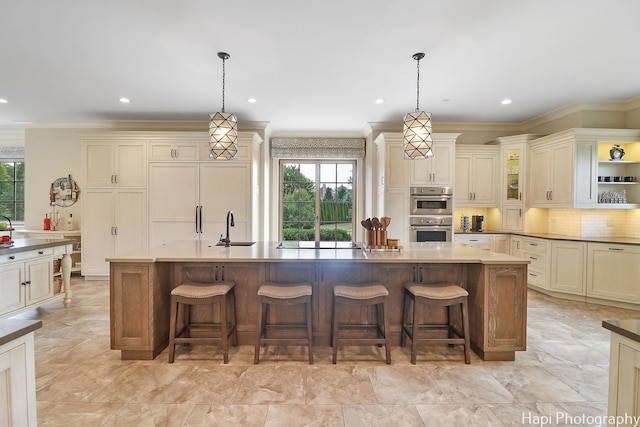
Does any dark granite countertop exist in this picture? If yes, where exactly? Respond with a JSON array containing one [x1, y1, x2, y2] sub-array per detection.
[[603, 319, 640, 343], [0, 238, 77, 255], [0, 319, 42, 346]]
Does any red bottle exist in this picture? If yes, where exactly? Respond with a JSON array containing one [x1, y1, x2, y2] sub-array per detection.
[[44, 214, 51, 230]]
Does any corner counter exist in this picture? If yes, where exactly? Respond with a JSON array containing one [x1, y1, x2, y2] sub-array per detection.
[[108, 241, 530, 362]]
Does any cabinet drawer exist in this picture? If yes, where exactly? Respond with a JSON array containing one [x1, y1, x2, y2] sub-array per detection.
[[527, 268, 546, 288], [1, 248, 54, 263], [523, 250, 546, 270], [523, 239, 546, 252]]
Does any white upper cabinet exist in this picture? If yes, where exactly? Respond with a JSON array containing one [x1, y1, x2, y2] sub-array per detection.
[[410, 139, 455, 186], [454, 145, 498, 207], [148, 141, 199, 161], [83, 141, 147, 187]]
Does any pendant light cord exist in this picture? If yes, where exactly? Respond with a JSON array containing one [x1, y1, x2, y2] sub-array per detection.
[[415, 56, 421, 112], [221, 56, 226, 113]]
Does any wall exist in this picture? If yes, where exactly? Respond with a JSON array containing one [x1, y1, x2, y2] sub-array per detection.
[[24, 129, 82, 230]]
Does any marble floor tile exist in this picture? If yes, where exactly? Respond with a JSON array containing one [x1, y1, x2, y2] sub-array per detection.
[[369, 365, 448, 405], [415, 404, 504, 427], [233, 365, 308, 404], [184, 404, 268, 427], [264, 404, 344, 427], [26, 277, 640, 426], [306, 365, 377, 404], [342, 404, 426, 427], [102, 403, 195, 427]]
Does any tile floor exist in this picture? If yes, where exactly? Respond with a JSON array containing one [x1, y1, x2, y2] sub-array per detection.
[[17, 277, 640, 426]]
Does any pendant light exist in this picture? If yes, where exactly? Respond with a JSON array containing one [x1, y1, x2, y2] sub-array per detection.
[[209, 51, 238, 160], [403, 52, 433, 159]]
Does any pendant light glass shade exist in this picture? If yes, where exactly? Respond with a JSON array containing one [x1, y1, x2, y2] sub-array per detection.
[[403, 52, 433, 159], [209, 111, 238, 159], [403, 111, 433, 159], [209, 52, 238, 160]]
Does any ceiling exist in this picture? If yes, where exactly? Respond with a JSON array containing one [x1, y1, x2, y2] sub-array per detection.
[[1, 0, 639, 135]]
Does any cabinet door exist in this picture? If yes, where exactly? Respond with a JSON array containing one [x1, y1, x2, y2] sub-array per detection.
[[149, 142, 199, 161], [82, 189, 115, 276], [549, 143, 573, 205], [612, 341, 640, 420], [529, 146, 552, 205], [114, 189, 148, 257], [454, 155, 472, 204], [510, 236, 524, 258], [200, 163, 251, 242], [471, 154, 497, 205], [503, 143, 524, 204], [382, 189, 409, 244], [385, 143, 410, 187], [494, 236, 510, 255], [0, 337, 35, 427], [24, 257, 53, 305], [587, 244, 640, 303], [430, 142, 454, 185], [148, 163, 200, 247], [115, 143, 147, 187], [0, 263, 24, 315], [84, 143, 116, 187], [501, 205, 523, 232], [550, 241, 586, 295]]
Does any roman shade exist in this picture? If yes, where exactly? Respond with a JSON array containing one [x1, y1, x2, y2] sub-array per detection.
[[270, 138, 365, 159]]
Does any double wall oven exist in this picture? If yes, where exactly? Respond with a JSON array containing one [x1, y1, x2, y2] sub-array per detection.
[[409, 186, 453, 242]]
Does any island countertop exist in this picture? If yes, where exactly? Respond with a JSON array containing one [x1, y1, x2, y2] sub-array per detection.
[[106, 241, 530, 265]]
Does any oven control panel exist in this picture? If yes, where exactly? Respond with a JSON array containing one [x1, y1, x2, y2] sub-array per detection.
[[410, 216, 453, 226]]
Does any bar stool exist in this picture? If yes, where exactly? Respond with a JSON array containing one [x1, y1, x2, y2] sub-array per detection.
[[331, 283, 391, 364], [168, 281, 237, 364], [401, 283, 471, 364], [254, 282, 313, 364]]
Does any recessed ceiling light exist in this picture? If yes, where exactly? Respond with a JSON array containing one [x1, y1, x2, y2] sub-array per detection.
[[119, 98, 130, 103], [374, 99, 384, 104], [246, 98, 257, 103], [0, 99, 8, 104], [501, 99, 512, 105]]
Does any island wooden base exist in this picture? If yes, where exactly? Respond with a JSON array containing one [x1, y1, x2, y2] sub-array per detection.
[[110, 260, 527, 361]]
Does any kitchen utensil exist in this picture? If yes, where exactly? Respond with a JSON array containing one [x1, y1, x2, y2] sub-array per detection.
[[372, 217, 381, 230], [380, 216, 391, 230], [361, 220, 369, 230], [365, 218, 372, 231]]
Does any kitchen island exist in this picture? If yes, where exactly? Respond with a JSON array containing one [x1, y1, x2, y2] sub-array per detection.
[[107, 241, 529, 361]]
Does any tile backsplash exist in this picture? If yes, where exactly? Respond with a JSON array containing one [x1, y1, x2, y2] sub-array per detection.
[[548, 209, 640, 238]]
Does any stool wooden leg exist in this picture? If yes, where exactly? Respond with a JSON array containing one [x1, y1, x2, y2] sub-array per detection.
[[401, 290, 408, 348], [306, 300, 313, 364], [381, 301, 391, 364], [332, 296, 339, 364], [230, 287, 238, 347], [462, 299, 471, 364], [254, 299, 264, 364], [411, 296, 419, 365], [168, 298, 178, 363], [220, 294, 229, 364]]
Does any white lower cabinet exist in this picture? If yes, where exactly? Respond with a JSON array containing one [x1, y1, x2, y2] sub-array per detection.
[[607, 332, 640, 423], [0, 250, 54, 317], [0, 329, 38, 426], [455, 235, 494, 251], [587, 243, 640, 303], [550, 241, 586, 295], [82, 189, 147, 278], [494, 235, 510, 254]]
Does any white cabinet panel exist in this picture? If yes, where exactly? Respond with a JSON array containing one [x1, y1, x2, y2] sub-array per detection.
[[83, 142, 147, 187], [0, 263, 24, 314], [455, 147, 498, 207], [587, 243, 640, 303], [0, 333, 37, 426], [550, 241, 586, 295], [82, 189, 147, 277]]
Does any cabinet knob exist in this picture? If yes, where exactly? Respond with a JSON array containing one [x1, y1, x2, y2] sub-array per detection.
[[9, 255, 15, 260], [38, 250, 44, 255]]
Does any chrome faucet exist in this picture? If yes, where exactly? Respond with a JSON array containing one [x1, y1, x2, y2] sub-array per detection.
[[222, 210, 234, 247]]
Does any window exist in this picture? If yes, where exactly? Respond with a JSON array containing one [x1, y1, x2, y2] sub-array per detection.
[[0, 149, 25, 222], [280, 161, 355, 247], [0, 160, 25, 222]]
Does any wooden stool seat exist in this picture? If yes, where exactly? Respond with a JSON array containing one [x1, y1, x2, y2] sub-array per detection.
[[331, 283, 391, 364], [168, 281, 237, 364], [402, 283, 471, 364], [254, 282, 313, 364]]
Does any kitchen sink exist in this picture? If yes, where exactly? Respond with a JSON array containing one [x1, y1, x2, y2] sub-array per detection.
[[211, 241, 256, 247]]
